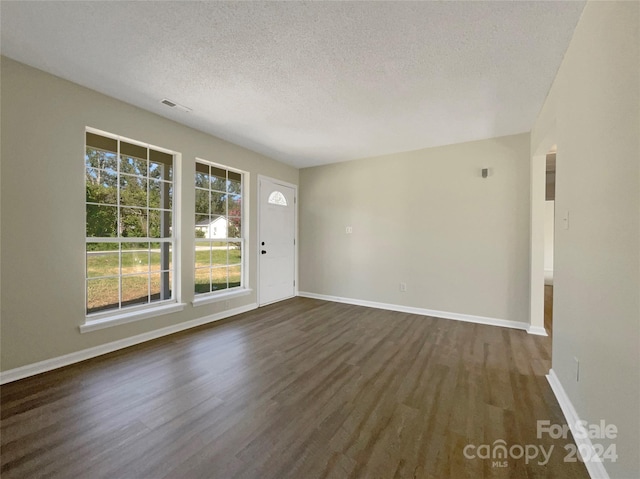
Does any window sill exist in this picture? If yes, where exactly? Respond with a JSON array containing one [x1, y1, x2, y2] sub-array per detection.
[[192, 288, 253, 307], [80, 302, 186, 333]]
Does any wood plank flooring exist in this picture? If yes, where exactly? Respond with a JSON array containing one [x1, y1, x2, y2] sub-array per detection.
[[544, 285, 554, 337], [1, 297, 588, 479]]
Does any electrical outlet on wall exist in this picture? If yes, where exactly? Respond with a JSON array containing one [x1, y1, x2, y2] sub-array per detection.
[[346, 226, 353, 234], [399, 282, 407, 292]]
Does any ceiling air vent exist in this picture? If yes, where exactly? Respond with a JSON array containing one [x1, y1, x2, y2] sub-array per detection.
[[160, 98, 192, 113]]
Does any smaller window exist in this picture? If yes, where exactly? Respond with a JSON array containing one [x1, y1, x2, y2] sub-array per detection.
[[194, 160, 246, 296], [268, 191, 287, 206]]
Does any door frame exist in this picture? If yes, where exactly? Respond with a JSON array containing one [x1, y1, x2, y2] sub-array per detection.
[[257, 175, 299, 306], [529, 130, 556, 336]]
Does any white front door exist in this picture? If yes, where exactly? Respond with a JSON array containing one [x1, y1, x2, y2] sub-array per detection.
[[259, 178, 296, 305]]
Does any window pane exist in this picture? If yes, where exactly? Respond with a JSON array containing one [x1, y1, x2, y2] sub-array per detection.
[[150, 272, 162, 302], [151, 242, 172, 272], [150, 150, 173, 181], [228, 194, 241, 216], [120, 155, 147, 177], [121, 141, 147, 161], [149, 210, 171, 238], [86, 168, 118, 204], [195, 214, 208, 238], [120, 175, 148, 207], [167, 185, 173, 210], [149, 180, 161, 208], [150, 242, 161, 272], [86, 146, 117, 172], [268, 190, 287, 206], [229, 265, 241, 288], [121, 242, 149, 274], [211, 267, 228, 292], [195, 162, 210, 188], [86, 243, 119, 278], [210, 167, 226, 192], [86, 133, 117, 156], [121, 274, 149, 307], [195, 241, 212, 269], [210, 192, 226, 216], [229, 242, 242, 265], [120, 208, 148, 237], [228, 217, 241, 238], [87, 277, 119, 314], [150, 271, 171, 303], [148, 180, 172, 209], [120, 141, 148, 176], [195, 189, 209, 215], [209, 215, 226, 239], [211, 242, 228, 268], [86, 204, 118, 237], [150, 160, 167, 180], [228, 171, 242, 195], [195, 267, 211, 294]]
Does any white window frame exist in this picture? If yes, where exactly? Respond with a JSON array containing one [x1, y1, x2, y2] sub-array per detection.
[[82, 127, 183, 332], [193, 159, 250, 307]]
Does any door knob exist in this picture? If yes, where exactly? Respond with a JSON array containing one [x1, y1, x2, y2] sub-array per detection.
[[261, 250, 267, 254]]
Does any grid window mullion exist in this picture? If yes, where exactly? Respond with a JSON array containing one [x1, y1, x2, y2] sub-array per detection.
[[194, 160, 244, 296], [119, 243, 123, 307], [146, 146, 150, 239], [86, 131, 174, 316], [118, 242, 123, 309], [117, 139, 121, 239]]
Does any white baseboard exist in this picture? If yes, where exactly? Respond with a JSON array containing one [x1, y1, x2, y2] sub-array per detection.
[[527, 325, 549, 336], [0, 303, 257, 385], [546, 369, 610, 479], [298, 291, 530, 332]]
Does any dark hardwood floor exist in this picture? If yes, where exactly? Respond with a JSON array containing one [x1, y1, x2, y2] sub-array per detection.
[[1, 297, 587, 478], [544, 285, 554, 337]]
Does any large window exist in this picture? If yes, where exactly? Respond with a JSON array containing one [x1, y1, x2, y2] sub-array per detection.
[[85, 130, 175, 316], [194, 160, 244, 295]]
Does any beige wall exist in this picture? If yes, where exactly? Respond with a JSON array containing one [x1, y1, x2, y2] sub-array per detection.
[[0, 57, 298, 371], [299, 133, 531, 323], [531, 2, 639, 477], [3, 3, 638, 472]]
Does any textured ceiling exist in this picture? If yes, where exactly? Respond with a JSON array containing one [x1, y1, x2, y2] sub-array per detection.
[[1, 1, 585, 168]]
